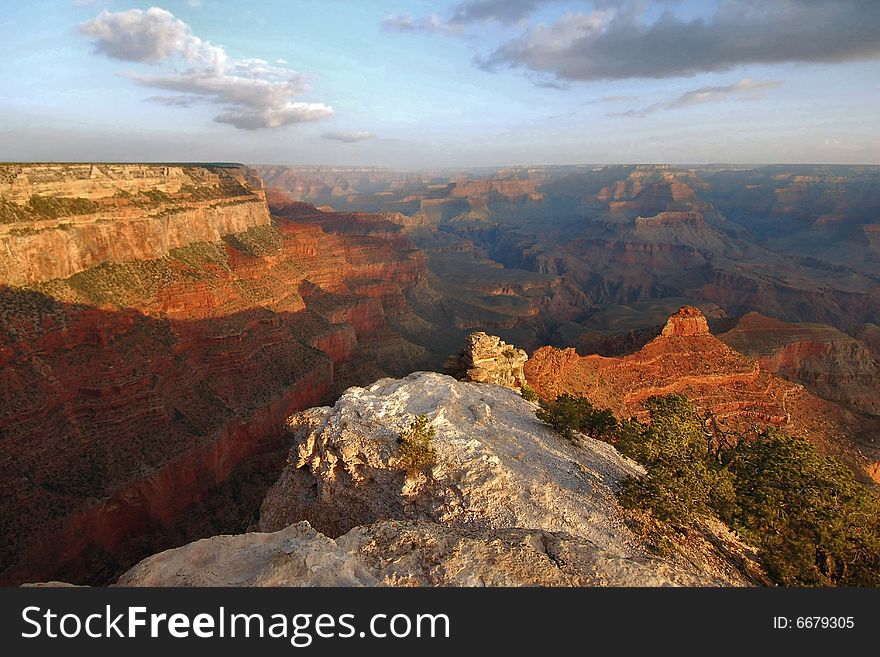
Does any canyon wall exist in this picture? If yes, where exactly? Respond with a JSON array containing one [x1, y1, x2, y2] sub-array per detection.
[[0, 165, 270, 286], [0, 165, 436, 585], [720, 313, 880, 416]]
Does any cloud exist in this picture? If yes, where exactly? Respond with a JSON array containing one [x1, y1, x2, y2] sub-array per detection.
[[448, 0, 564, 25], [80, 7, 332, 130], [613, 78, 782, 117], [145, 94, 201, 107], [479, 0, 880, 81], [322, 131, 377, 143], [383, 1, 566, 34], [80, 7, 221, 65], [382, 14, 461, 34]]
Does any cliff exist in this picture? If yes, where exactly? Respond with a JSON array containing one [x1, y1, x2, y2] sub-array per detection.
[[525, 307, 878, 481], [0, 167, 440, 586], [0, 164, 271, 286], [720, 312, 880, 416]]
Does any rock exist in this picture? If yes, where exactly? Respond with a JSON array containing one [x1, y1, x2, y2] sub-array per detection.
[[525, 307, 876, 481], [0, 165, 271, 286], [720, 312, 880, 416], [259, 372, 645, 550], [444, 332, 528, 389], [117, 522, 378, 587], [0, 188, 436, 586], [661, 305, 711, 337], [116, 519, 736, 587]]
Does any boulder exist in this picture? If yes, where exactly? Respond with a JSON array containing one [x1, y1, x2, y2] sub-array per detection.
[[258, 372, 643, 550]]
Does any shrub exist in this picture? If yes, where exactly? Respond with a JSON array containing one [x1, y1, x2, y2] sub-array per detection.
[[396, 416, 437, 476], [616, 395, 735, 524], [725, 431, 880, 587], [26, 195, 97, 219], [611, 393, 880, 586], [536, 393, 619, 441], [520, 384, 539, 403]]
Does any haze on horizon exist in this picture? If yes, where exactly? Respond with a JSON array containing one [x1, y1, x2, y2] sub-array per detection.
[[1, 0, 878, 168]]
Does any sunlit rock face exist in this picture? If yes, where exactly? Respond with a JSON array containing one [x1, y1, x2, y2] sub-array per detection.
[[525, 307, 877, 481], [0, 167, 437, 586], [444, 332, 528, 389]]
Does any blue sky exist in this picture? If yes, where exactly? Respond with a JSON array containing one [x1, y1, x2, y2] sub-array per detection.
[[0, 0, 878, 167]]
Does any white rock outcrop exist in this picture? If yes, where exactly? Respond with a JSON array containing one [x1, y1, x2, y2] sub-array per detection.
[[259, 372, 644, 551], [117, 520, 732, 587], [444, 332, 528, 389]]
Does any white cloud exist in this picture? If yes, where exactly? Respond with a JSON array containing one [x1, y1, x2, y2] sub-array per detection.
[[381, 14, 462, 35], [80, 7, 333, 130], [80, 7, 221, 66]]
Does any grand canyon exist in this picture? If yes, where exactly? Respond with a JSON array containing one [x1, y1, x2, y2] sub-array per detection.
[[2, 0, 879, 592], [1, 161, 878, 587]]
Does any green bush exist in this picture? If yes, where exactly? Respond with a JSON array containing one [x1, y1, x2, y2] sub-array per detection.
[[26, 195, 97, 219], [536, 394, 619, 441], [520, 384, 539, 403], [616, 395, 735, 523], [725, 431, 880, 587], [396, 416, 437, 476], [609, 393, 880, 586]]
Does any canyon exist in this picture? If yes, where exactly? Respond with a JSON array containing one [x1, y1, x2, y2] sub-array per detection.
[[257, 163, 880, 336], [119, 372, 760, 587], [2, 162, 879, 586], [0, 165, 445, 585]]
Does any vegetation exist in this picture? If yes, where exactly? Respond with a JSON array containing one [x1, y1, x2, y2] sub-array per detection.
[[536, 393, 619, 441], [222, 224, 284, 257], [180, 178, 251, 201], [614, 395, 736, 524], [535, 391, 880, 586], [396, 415, 437, 476], [1, 195, 98, 223], [520, 384, 539, 403], [725, 431, 880, 587]]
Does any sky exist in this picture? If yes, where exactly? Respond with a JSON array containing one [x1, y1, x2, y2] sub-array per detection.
[[0, 0, 878, 168]]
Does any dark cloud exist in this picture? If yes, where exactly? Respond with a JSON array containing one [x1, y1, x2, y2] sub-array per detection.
[[145, 95, 201, 107], [449, 0, 563, 25], [479, 0, 880, 81], [81, 8, 333, 130]]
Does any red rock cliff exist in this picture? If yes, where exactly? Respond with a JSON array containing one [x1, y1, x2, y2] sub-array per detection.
[[0, 168, 435, 585], [525, 306, 877, 481]]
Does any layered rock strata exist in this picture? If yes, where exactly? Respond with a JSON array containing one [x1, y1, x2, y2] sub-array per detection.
[[443, 332, 528, 389]]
